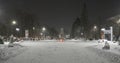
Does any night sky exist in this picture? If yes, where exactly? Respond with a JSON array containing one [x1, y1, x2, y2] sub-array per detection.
[[0, 0, 120, 32]]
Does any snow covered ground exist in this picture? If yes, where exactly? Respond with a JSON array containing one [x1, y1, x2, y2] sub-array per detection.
[[0, 40, 120, 63], [89, 40, 120, 63], [92, 40, 120, 55], [0, 42, 27, 63]]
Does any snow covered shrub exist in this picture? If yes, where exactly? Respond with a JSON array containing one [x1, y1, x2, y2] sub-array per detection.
[[102, 42, 110, 50]]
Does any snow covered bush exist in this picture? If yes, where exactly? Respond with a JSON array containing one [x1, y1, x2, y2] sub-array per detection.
[[102, 42, 110, 50]]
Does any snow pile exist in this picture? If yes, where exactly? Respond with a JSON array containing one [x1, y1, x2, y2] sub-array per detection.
[[88, 46, 120, 63], [0, 43, 26, 61], [95, 41, 120, 55], [87, 40, 120, 63]]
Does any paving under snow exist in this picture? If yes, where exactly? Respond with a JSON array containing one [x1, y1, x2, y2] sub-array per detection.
[[0, 40, 120, 63], [89, 40, 120, 63]]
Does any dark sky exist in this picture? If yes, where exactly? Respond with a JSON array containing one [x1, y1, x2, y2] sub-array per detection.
[[0, 0, 120, 32]]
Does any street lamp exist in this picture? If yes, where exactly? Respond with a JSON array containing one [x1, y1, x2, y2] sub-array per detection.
[[16, 28, 20, 32], [42, 27, 46, 31], [93, 25, 97, 39], [11, 20, 17, 36], [40, 33, 43, 36], [101, 28, 105, 31], [33, 27, 35, 30], [12, 21, 17, 25], [93, 25, 97, 32], [32, 27, 35, 37], [42, 27, 46, 40], [94, 26, 97, 29]]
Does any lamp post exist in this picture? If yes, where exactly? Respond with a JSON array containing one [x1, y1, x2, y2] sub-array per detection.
[[33, 27, 35, 37], [9, 20, 17, 45], [94, 26, 97, 29], [33, 27, 35, 30], [42, 27, 46, 40], [11, 20, 17, 36], [93, 25, 97, 40], [42, 27, 46, 31], [12, 21, 16, 25]]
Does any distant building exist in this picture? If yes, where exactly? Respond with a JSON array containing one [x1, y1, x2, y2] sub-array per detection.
[[70, 18, 84, 39], [70, 2, 88, 39]]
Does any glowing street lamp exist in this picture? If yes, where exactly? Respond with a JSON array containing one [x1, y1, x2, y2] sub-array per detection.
[[93, 25, 97, 31], [93, 25, 97, 39], [11, 20, 17, 36], [42, 27, 46, 40], [12, 21, 17, 25], [33, 27, 35, 30], [94, 25, 97, 29], [40, 33, 43, 35], [42, 27, 46, 31], [81, 33, 83, 35], [16, 28, 20, 32], [101, 28, 105, 31]]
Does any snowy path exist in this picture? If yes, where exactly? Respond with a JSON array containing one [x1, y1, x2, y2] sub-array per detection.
[[3, 41, 111, 63]]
